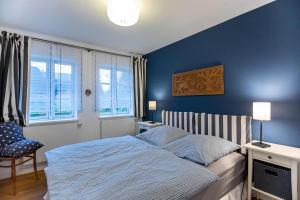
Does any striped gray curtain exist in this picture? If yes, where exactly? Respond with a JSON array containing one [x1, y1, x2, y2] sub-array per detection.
[[133, 57, 147, 118], [0, 31, 29, 126]]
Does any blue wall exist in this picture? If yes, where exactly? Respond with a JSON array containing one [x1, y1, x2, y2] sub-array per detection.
[[145, 0, 300, 147]]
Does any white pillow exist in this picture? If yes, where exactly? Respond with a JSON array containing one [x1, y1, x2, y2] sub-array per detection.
[[136, 126, 189, 147]]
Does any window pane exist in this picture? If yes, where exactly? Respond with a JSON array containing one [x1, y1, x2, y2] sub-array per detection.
[[116, 64, 131, 114], [29, 61, 50, 120], [100, 68, 111, 84], [99, 66, 112, 115], [29, 40, 82, 122], [60, 45, 82, 112], [54, 63, 75, 118], [95, 52, 133, 116]]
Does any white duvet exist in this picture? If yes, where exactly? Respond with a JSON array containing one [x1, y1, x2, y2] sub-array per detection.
[[45, 136, 218, 200]]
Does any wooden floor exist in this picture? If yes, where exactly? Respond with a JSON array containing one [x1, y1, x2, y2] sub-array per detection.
[[0, 171, 47, 200]]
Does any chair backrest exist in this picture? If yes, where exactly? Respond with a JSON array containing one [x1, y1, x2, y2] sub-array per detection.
[[0, 121, 25, 148]]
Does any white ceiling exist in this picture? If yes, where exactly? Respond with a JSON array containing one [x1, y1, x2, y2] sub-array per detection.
[[0, 0, 274, 55]]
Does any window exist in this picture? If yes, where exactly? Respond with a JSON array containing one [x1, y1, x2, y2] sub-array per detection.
[[95, 52, 133, 116], [29, 40, 82, 122]]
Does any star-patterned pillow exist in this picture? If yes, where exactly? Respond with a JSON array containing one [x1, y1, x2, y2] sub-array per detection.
[[0, 121, 25, 149], [0, 139, 43, 158]]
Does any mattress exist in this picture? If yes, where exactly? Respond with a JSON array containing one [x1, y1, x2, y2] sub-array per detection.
[[191, 152, 246, 200]]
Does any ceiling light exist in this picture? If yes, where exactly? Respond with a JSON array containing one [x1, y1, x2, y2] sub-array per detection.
[[107, 0, 140, 27]]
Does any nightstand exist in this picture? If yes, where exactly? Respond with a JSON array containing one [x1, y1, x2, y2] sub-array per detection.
[[244, 141, 300, 200], [137, 121, 163, 133]]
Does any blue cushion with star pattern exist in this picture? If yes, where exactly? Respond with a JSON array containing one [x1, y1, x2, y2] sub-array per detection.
[[0, 139, 43, 158], [0, 121, 25, 148]]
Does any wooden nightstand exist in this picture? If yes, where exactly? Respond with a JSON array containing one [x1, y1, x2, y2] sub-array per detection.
[[244, 141, 300, 200], [137, 121, 163, 133]]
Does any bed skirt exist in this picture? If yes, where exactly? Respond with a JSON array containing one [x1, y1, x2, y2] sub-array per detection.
[[44, 180, 247, 200]]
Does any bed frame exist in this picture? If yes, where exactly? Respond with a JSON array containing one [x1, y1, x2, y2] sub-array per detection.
[[161, 110, 251, 199]]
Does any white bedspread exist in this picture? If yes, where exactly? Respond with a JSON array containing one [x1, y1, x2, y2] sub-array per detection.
[[45, 136, 218, 200]]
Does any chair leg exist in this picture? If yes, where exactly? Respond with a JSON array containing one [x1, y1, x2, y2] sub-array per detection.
[[10, 160, 14, 181], [11, 159, 16, 195], [33, 152, 39, 180]]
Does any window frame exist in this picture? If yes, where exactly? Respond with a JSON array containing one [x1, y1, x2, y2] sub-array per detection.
[[95, 54, 134, 117], [52, 58, 78, 119], [29, 55, 79, 123]]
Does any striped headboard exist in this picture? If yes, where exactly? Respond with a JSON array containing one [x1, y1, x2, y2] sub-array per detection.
[[161, 110, 252, 147], [161, 110, 194, 133], [194, 113, 252, 146]]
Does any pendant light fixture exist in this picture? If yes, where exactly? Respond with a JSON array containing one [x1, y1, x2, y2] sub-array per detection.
[[107, 0, 140, 27]]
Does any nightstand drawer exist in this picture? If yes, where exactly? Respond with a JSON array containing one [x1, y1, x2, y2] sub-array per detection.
[[253, 160, 292, 200], [253, 151, 292, 168]]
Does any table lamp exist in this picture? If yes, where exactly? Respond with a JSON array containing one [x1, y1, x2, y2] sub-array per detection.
[[252, 102, 271, 148], [148, 101, 157, 124]]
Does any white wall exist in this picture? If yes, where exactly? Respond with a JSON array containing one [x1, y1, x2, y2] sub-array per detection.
[[0, 36, 139, 180]]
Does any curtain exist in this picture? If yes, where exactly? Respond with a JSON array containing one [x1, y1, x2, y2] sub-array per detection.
[[133, 57, 147, 118], [0, 31, 29, 126]]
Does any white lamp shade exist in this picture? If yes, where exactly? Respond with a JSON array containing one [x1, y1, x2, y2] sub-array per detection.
[[148, 101, 157, 111], [107, 0, 140, 26], [253, 102, 271, 121]]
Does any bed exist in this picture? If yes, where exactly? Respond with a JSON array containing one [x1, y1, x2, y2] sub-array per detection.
[[44, 110, 252, 200]]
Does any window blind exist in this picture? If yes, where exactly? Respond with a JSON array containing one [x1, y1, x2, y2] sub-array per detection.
[[94, 52, 133, 116], [29, 39, 82, 121]]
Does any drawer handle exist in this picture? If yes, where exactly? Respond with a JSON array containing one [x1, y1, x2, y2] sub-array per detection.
[[268, 156, 272, 159], [265, 169, 278, 176]]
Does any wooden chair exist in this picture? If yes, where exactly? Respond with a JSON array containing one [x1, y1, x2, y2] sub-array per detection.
[[0, 121, 43, 195]]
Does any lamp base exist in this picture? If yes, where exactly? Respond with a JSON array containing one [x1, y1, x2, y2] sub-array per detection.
[[252, 141, 271, 148]]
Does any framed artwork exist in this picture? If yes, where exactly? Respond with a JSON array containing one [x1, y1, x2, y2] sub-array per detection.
[[172, 65, 224, 96]]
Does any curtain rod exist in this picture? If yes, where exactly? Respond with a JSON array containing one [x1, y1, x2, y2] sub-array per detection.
[[30, 37, 133, 58]]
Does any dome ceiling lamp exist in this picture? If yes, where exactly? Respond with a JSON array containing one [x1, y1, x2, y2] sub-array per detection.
[[107, 0, 140, 27]]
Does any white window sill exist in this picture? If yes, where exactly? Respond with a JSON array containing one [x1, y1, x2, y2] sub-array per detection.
[[28, 118, 79, 127], [98, 115, 134, 120]]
